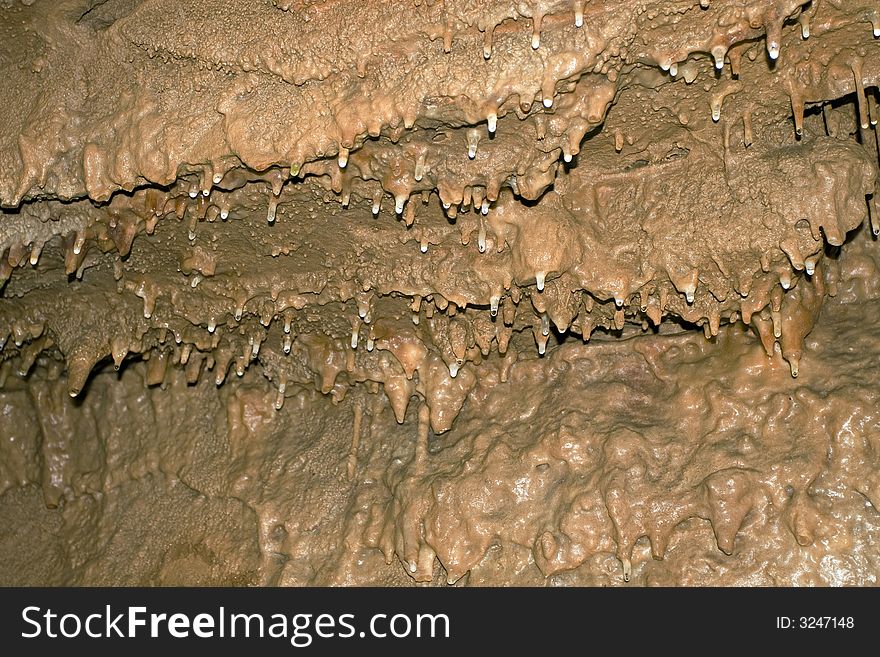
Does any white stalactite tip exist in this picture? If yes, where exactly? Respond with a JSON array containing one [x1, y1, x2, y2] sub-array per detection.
[[189, 188, 198, 198], [395, 196, 405, 214], [531, 32, 540, 49], [768, 41, 780, 60], [212, 173, 223, 184], [685, 289, 695, 304], [712, 46, 725, 70], [449, 361, 459, 378], [801, 23, 810, 39], [543, 96, 553, 108], [536, 271, 546, 291], [541, 314, 550, 337], [615, 296, 623, 308], [420, 241, 428, 253], [669, 62, 678, 77], [712, 103, 721, 122], [208, 321, 216, 333], [202, 188, 210, 197], [805, 260, 815, 275], [538, 339, 546, 355], [266, 202, 277, 224], [467, 129, 479, 159], [575, 10, 583, 28], [490, 295, 500, 316], [366, 337, 374, 352], [338, 148, 349, 169], [372, 200, 381, 216], [220, 209, 229, 220], [563, 151, 572, 163], [481, 200, 490, 215], [487, 113, 497, 134], [350, 328, 359, 349], [478, 229, 486, 253]]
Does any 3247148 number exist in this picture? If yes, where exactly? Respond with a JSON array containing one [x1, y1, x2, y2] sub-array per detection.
[[777, 617, 854, 629]]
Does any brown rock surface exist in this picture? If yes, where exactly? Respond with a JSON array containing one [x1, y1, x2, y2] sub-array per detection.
[[0, 0, 878, 585]]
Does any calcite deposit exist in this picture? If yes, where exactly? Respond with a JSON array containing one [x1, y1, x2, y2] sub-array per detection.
[[0, 0, 879, 585]]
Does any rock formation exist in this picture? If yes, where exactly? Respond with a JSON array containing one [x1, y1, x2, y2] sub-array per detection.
[[0, 0, 878, 585]]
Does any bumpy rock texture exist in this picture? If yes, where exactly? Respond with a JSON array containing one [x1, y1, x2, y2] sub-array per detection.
[[1, 0, 879, 585]]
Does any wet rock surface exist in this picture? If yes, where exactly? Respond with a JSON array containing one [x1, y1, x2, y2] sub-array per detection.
[[0, 0, 878, 585]]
